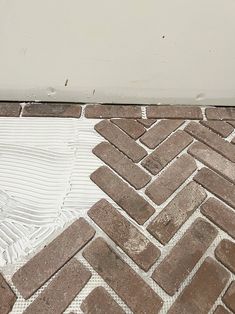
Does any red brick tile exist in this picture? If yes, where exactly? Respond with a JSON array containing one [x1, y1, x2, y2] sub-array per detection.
[[206, 107, 235, 120], [146, 154, 197, 205], [137, 119, 157, 127], [188, 142, 235, 183], [88, 199, 160, 271], [215, 239, 235, 274], [200, 121, 233, 137], [24, 258, 91, 314], [83, 238, 163, 314], [81, 286, 125, 314], [95, 120, 147, 162], [194, 168, 235, 209], [0, 273, 17, 314], [22, 103, 82, 117], [201, 198, 235, 239], [0, 102, 21, 117], [213, 305, 231, 314], [12, 218, 95, 299], [147, 105, 203, 119], [147, 182, 206, 244], [93, 142, 151, 189], [142, 130, 193, 175], [168, 257, 230, 314], [85, 105, 142, 118], [140, 119, 184, 149], [90, 166, 154, 224], [111, 118, 146, 139], [152, 218, 217, 295], [222, 281, 235, 313]]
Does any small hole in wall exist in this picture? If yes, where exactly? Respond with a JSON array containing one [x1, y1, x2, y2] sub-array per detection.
[[162, 35, 165, 39]]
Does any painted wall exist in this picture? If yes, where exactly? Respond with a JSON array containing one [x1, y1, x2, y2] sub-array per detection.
[[0, 0, 235, 105]]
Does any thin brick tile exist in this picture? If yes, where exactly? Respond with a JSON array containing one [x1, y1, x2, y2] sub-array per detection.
[[85, 105, 142, 118], [93, 142, 151, 189], [194, 168, 235, 209], [215, 239, 235, 274], [146, 154, 197, 205], [83, 238, 163, 314], [0, 102, 21, 116], [88, 199, 160, 271], [147, 182, 206, 244], [206, 107, 235, 120], [142, 130, 193, 175], [185, 121, 235, 162], [200, 121, 233, 137], [95, 120, 147, 162], [0, 273, 17, 314], [24, 259, 91, 314], [222, 281, 235, 313], [22, 103, 82, 117], [12, 218, 95, 299], [201, 198, 235, 239], [213, 305, 230, 314], [147, 106, 203, 119], [111, 118, 146, 139], [90, 166, 154, 224], [168, 257, 230, 314], [152, 218, 217, 295], [137, 119, 157, 127]]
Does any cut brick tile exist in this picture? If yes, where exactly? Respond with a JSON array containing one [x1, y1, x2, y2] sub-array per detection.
[[147, 182, 206, 244], [222, 281, 235, 313], [168, 257, 230, 314], [111, 118, 146, 139], [81, 286, 125, 314], [147, 105, 203, 119], [206, 107, 235, 120], [213, 305, 230, 314], [12, 218, 95, 299], [188, 141, 235, 183], [85, 105, 142, 118], [201, 198, 235, 239], [24, 258, 91, 314], [137, 119, 157, 127], [194, 168, 235, 209], [146, 154, 197, 205], [0, 102, 21, 117], [140, 119, 184, 149], [152, 218, 217, 295], [200, 120, 233, 137], [22, 103, 82, 117], [0, 273, 17, 314], [88, 199, 160, 271], [215, 239, 235, 274], [83, 238, 163, 314], [95, 120, 147, 162], [142, 130, 193, 175], [90, 166, 154, 224], [93, 142, 151, 189], [185, 121, 235, 162]]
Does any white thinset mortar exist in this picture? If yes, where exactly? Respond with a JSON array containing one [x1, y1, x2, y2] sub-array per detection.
[[0, 116, 233, 314]]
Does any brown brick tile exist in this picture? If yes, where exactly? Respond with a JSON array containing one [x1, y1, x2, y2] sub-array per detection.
[[0, 273, 17, 314], [146, 154, 197, 205], [185, 121, 235, 162], [232, 136, 235, 144], [81, 286, 125, 314], [168, 257, 230, 314], [95, 120, 147, 162], [140, 119, 184, 149], [111, 118, 146, 139], [147, 105, 203, 119], [200, 121, 234, 137], [83, 238, 163, 314], [152, 218, 217, 295], [206, 107, 235, 120], [12, 218, 95, 299], [24, 258, 91, 314], [93, 142, 151, 189], [0, 102, 21, 117], [194, 168, 235, 209], [147, 182, 206, 244], [85, 104, 142, 118], [137, 119, 157, 127], [22, 103, 82, 117], [142, 130, 193, 175], [222, 281, 235, 313], [201, 198, 235, 239], [214, 305, 231, 314], [215, 239, 235, 274], [90, 166, 154, 224], [88, 199, 160, 271], [227, 120, 235, 127], [188, 141, 235, 183]]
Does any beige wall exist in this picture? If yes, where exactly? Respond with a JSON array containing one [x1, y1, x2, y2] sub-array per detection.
[[0, 0, 235, 105]]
